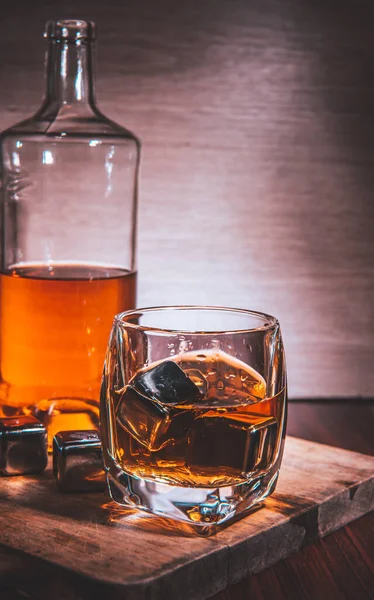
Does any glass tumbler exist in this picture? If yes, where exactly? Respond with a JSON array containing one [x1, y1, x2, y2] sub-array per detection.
[[101, 306, 287, 528]]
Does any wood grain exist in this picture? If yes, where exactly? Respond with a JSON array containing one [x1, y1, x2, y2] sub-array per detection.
[[0, 436, 373, 600], [0, 0, 373, 398]]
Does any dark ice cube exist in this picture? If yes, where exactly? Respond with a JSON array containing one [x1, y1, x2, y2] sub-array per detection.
[[186, 412, 278, 476], [53, 430, 105, 493], [133, 360, 202, 405], [116, 385, 192, 451], [0, 416, 48, 476]]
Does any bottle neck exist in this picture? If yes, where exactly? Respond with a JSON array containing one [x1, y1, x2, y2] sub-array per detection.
[[42, 40, 96, 112]]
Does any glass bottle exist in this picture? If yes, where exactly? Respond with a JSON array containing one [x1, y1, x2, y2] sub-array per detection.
[[0, 20, 140, 446]]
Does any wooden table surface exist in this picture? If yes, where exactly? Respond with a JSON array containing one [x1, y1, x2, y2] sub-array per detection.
[[1, 399, 373, 600]]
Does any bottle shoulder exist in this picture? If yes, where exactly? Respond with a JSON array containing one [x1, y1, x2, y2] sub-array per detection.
[[0, 106, 140, 147]]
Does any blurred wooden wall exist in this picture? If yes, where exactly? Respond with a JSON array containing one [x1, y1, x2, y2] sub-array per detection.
[[0, 0, 373, 398]]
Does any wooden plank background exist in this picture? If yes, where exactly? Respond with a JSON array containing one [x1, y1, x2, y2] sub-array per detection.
[[0, 0, 373, 398]]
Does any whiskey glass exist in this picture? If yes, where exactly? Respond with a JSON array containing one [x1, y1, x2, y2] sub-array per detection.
[[100, 306, 287, 528]]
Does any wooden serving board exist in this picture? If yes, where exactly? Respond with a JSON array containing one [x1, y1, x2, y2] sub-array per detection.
[[0, 437, 373, 600]]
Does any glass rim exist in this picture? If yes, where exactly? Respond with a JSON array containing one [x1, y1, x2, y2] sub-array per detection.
[[114, 305, 279, 335], [44, 19, 96, 42]]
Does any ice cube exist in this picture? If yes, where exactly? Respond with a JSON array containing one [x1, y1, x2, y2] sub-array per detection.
[[133, 360, 203, 405], [116, 385, 192, 451], [184, 368, 208, 396], [0, 416, 48, 476], [186, 412, 278, 477], [53, 430, 105, 492], [175, 350, 267, 403]]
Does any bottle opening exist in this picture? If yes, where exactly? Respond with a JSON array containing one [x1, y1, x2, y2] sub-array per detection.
[[45, 20, 96, 42]]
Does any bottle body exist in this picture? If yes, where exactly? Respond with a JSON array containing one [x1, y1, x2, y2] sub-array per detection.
[[0, 21, 140, 445]]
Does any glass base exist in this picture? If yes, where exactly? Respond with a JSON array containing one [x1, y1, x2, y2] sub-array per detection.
[[106, 468, 280, 529]]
